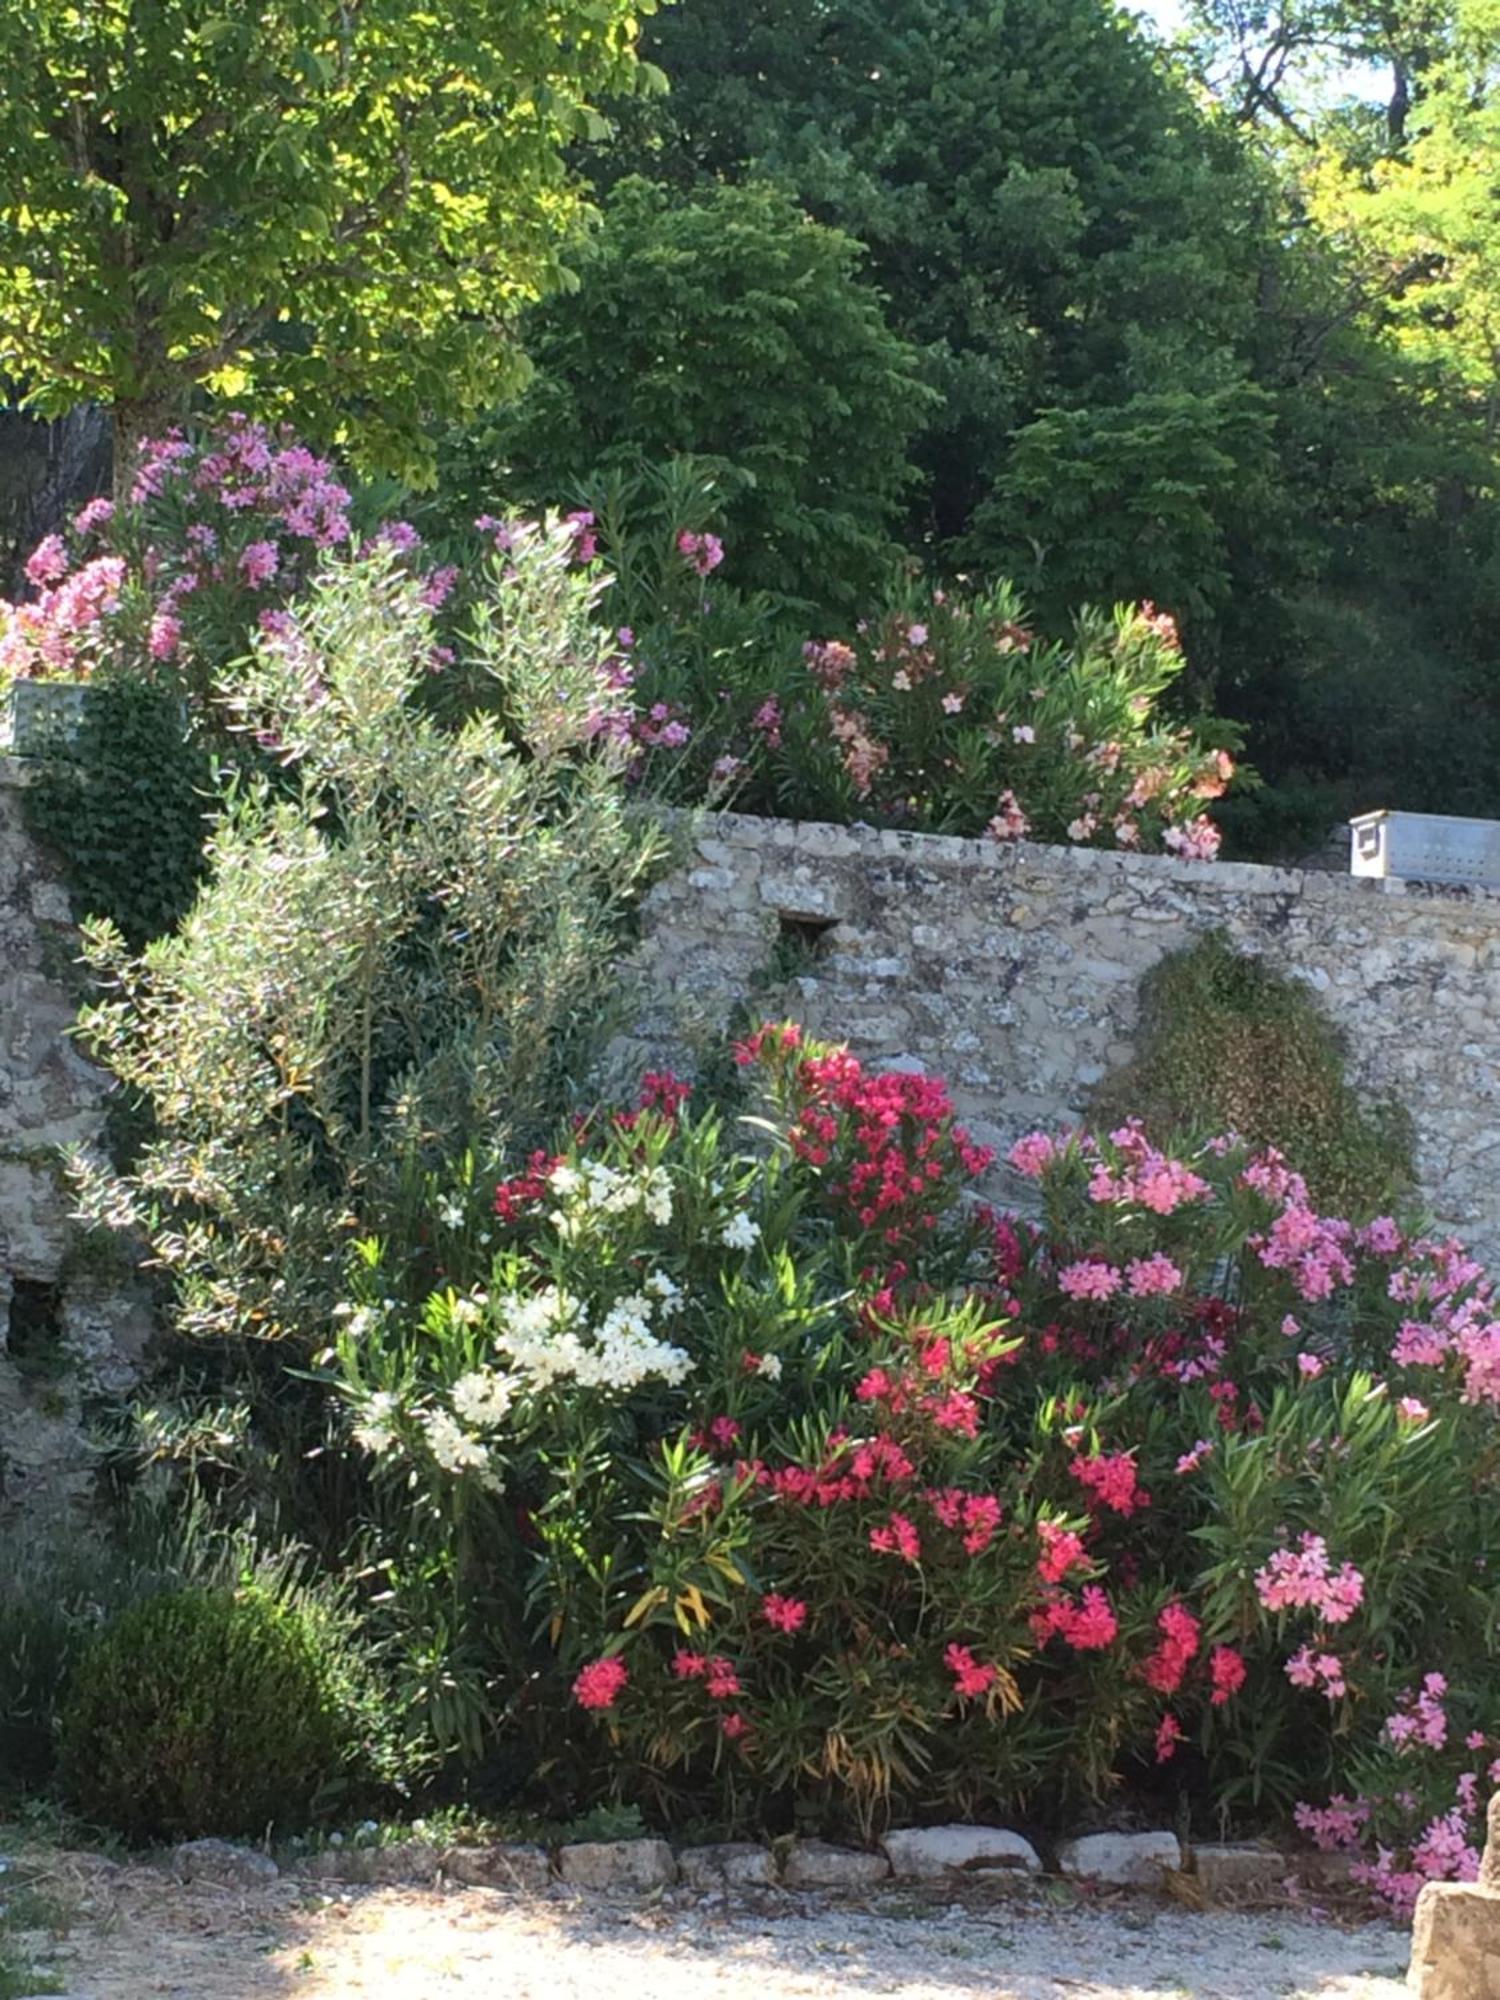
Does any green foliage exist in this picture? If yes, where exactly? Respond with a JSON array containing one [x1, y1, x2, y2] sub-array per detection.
[[58, 1570, 393, 1843], [592, 504, 1245, 850], [596, 0, 1278, 548], [0, 0, 654, 479], [1092, 931, 1413, 1212], [462, 178, 934, 610], [967, 387, 1284, 630], [0, 1531, 145, 1797], [325, 1026, 1500, 1846], [71, 534, 664, 1347], [23, 679, 212, 949]]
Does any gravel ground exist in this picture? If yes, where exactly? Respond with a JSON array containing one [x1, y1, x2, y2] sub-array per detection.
[[12, 1846, 1413, 2000]]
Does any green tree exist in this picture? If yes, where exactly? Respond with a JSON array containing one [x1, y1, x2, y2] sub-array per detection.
[[967, 385, 1283, 627], [0, 0, 654, 489], [460, 178, 934, 609], [596, 0, 1279, 549]]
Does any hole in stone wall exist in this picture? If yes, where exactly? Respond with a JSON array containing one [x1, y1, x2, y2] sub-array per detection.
[[773, 911, 840, 982], [6, 1278, 63, 1373], [777, 912, 839, 954]]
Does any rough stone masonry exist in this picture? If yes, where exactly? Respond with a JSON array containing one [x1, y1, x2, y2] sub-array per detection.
[[0, 756, 149, 1523], [623, 812, 1500, 1262]]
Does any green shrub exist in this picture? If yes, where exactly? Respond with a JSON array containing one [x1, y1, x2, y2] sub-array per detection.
[[0, 1532, 142, 1795], [71, 528, 664, 1347], [1092, 930, 1412, 1213], [460, 177, 933, 611], [59, 1573, 391, 1843]]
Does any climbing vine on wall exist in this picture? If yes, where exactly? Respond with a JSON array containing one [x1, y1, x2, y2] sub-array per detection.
[[1091, 929, 1413, 1214], [23, 678, 212, 951]]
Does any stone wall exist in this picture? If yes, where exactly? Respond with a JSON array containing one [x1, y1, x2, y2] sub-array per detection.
[[624, 813, 1500, 1260], [0, 756, 149, 1522]]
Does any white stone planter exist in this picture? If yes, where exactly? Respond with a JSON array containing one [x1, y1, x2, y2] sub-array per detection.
[[6, 678, 91, 754]]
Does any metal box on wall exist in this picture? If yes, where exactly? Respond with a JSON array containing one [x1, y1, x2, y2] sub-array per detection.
[[1350, 810, 1500, 888]]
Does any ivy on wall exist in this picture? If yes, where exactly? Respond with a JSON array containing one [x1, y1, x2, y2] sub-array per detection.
[[23, 679, 212, 951], [1092, 929, 1413, 1214]]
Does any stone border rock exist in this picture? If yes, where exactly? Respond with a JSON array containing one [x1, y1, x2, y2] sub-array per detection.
[[270, 1823, 1224, 1897], [185, 1821, 1336, 1905]]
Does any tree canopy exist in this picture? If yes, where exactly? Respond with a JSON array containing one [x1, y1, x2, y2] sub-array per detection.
[[0, 0, 655, 484]]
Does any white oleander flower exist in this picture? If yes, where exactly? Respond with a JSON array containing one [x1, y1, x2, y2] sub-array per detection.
[[645, 1271, 684, 1316], [352, 1389, 400, 1455], [437, 1197, 466, 1229], [756, 1353, 783, 1381], [422, 1408, 490, 1476], [549, 1163, 582, 1196], [720, 1211, 761, 1250], [450, 1369, 515, 1428], [642, 1166, 674, 1226]]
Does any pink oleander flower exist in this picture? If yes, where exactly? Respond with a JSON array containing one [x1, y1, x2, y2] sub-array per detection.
[[1285, 1646, 1347, 1700], [376, 519, 422, 553], [762, 1593, 808, 1635], [1062, 1585, 1119, 1650], [720, 1711, 749, 1740], [1143, 1603, 1201, 1695], [1255, 1533, 1363, 1624], [573, 1656, 628, 1710], [677, 529, 724, 576], [987, 788, 1031, 841], [1176, 1438, 1213, 1475], [1297, 1352, 1324, 1379], [72, 497, 115, 536], [1058, 1258, 1121, 1302], [704, 1656, 742, 1700], [1209, 1645, 1247, 1705], [565, 509, 598, 561], [1386, 1674, 1449, 1753], [1071, 1450, 1144, 1516], [239, 539, 280, 587], [1008, 1131, 1056, 1177], [24, 534, 69, 587], [869, 1511, 922, 1563], [944, 1642, 997, 1699], [1126, 1252, 1183, 1299], [1397, 1396, 1430, 1424], [1163, 814, 1222, 862], [1155, 1713, 1184, 1762], [1294, 1796, 1370, 1853], [1036, 1519, 1089, 1585], [147, 610, 182, 661], [1358, 1216, 1403, 1255], [421, 563, 459, 610]]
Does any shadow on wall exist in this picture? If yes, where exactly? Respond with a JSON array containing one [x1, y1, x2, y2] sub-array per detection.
[[0, 403, 111, 595]]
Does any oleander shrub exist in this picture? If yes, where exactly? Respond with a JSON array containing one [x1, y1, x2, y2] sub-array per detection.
[[330, 1024, 1500, 1893], [71, 522, 664, 1348], [557, 489, 1243, 853], [59, 1568, 394, 1843]]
